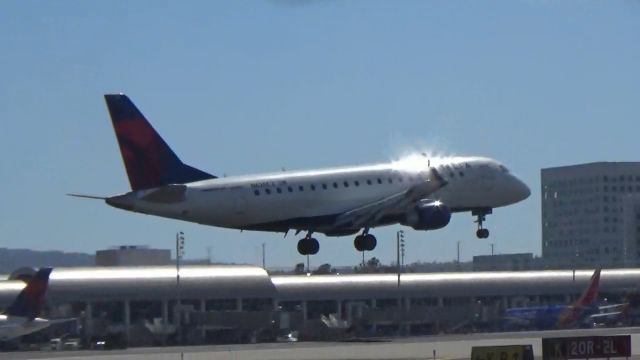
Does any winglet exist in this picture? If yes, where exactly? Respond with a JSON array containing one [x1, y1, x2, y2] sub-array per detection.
[[4, 268, 53, 319]]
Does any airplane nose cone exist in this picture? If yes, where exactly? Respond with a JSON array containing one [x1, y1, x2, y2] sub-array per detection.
[[514, 179, 531, 202]]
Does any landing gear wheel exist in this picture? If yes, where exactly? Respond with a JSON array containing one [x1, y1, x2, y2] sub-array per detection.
[[354, 235, 367, 252], [297, 237, 320, 255], [472, 208, 492, 239], [363, 234, 377, 251], [308, 238, 319, 255], [476, 228, 489, 239], [297, 239, 306, 255], [354, 234, 377, 251]]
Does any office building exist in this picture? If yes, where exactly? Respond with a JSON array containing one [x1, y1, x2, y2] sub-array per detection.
[[541, 162, 640, 268]]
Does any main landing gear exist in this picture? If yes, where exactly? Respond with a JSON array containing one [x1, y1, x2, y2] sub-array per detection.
[[354, 230, 377, 252], [473, 208, 492, 239], [297, 233, 319, 256]]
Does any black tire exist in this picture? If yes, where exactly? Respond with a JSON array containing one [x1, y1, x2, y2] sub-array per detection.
[[297, 239, 307, 255], [308, 238, 320, 255], [354, 235, 367, 251], [476, 229, 489, 239], [364, 234, 377, 251]]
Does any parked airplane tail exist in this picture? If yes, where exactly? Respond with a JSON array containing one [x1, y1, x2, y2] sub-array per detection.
[[104, 94, 216, 191], [576, 268, 601, 308], [557, 268, 601, 327], [4, 268, 53, 319]]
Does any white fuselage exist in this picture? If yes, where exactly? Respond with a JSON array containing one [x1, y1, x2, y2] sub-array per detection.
[[107, 155, 529, 235], [0, 315, 50, 341]]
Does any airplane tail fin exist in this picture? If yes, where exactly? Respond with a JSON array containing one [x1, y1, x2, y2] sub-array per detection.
[[104, 94, 216, 191], [575, 268, 601, 308], [557, 268, 601, 328], [4, 268, 53, 319]]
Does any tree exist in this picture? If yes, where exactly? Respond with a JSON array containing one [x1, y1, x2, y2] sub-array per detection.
[[294, 262, 305, 274], [314, 263, 333, 275], [367, 257, 381, 269]]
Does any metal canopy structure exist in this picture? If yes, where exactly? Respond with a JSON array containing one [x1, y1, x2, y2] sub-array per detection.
[[0, 266, 639, 306]]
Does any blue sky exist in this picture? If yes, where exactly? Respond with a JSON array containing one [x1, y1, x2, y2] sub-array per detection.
[[1, 1, 638, 268]]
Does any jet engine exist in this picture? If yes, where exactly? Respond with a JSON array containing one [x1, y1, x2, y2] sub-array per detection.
[[401, 200, 451, 231]]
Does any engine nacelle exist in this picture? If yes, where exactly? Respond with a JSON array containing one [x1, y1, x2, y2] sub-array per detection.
[[401, 200, 451, 231]]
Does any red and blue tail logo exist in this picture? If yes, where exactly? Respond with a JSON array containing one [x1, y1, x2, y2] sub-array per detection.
[[104, 94, 216, 191], [4, 268, 53, 319]]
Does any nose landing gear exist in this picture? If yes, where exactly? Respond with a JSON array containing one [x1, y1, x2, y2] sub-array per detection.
[[473, 208, 492, 239]]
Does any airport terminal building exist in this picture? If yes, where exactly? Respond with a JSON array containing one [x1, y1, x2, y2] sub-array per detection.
[[1, 265, 639, 347]]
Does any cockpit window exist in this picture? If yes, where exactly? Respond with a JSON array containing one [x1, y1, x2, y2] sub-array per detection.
[[498, 165, 509, 173]]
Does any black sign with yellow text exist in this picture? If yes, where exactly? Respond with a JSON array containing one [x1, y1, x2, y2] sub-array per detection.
[[471, 345, 534, 360]]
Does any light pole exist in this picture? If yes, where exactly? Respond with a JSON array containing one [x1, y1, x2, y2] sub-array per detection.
[[456, 241, 460, 271], [397, 230, 404, 287], [176, 231, 185, 344]]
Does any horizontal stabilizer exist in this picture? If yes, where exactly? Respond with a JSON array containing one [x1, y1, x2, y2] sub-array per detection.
[[67, 193, 107, 200]]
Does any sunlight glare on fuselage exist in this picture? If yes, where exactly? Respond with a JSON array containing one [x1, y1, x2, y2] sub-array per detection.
[[390, 150, 463, 173]]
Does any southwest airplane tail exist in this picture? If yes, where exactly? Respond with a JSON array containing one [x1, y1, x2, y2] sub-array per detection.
[[4, 267, 53, 320], [104, 94, 216, 191], [557, 268, 602, 327], [503, 268, 602, 330]]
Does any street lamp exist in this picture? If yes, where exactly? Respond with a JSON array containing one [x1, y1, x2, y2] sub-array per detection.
[[397, 230, 404, 287], [176, 231, 185, 343]]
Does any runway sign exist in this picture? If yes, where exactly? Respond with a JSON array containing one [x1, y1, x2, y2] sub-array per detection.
[[471, 344, 534, 360], [542, 335, 631, 360]]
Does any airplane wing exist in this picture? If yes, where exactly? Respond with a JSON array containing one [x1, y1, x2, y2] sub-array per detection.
[[598, 303, 628, 311], [47, 318, 77, 325], [333, 168, 447, 230]]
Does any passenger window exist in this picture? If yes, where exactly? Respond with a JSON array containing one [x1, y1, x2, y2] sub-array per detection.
[[333, 182, 338, 189], [388, 178, 393, 184], [343, 181, 349, 188], [459, 171, 464, 177], [310, 184, 316, 191], [265, 188, 271, 195], [322, 184, 328, 190], [354, 181, 360, 186], [288, 186, 293, 192], [367, 179, 372, 185], [377, 178, 382, 184], [276, 188, 282, 194], [254, 190, 260, 196], [298, 185, 304, 192]]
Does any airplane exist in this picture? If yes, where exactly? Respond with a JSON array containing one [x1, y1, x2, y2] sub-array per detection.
[[503, 268, 606, 330], [0, 268, 55, 341], [72, 94, 530, 255]]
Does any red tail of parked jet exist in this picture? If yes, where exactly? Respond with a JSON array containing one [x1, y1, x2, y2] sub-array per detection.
[[4, 267, 53, 320], [557, 268, 601, 327], [0, 268, 62, 341]]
